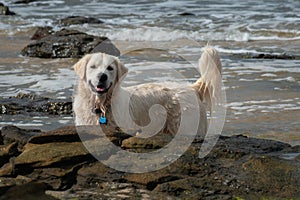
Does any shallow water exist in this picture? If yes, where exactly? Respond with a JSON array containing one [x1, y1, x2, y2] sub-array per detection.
[[0, 0, 299, 145]]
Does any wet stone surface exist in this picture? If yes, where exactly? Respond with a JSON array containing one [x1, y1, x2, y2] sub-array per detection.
[[0, 93, 72, 115], [0, 124, 299, 199], [57, 16, 104, 26], [21, 29, 120, 58]]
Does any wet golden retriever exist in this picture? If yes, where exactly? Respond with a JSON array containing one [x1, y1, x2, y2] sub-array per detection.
[[73, 46, 222, 138]]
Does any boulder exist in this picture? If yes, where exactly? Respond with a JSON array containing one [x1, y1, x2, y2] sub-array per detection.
[[58, 16, 104, 26], [21, 29, 120, 58], [31, 26, 54, 40], [0, 3, 16, 15]]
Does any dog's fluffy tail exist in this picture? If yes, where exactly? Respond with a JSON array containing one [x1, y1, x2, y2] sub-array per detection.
[[192, 46, 222, 112]]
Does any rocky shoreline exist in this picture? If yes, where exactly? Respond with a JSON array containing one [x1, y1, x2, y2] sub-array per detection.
[[0, 124, 299, 200], [1, 3, 299, 199], [0, 93, 72, 115]]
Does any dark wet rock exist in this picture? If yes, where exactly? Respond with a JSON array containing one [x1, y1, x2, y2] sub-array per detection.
[[21, 29, 120, 58], [0, 3, 16, 15], [179, 12, 195, 16], [0, 132, 3, 145], [31, 26, 54, 40], [58, 16, 103, 26], [0, 125, 41, 147], [0, 142, 19, 167], [0, 176, 32, 196], [0, 125, 299, 199], [252, 53, 295, 59], [28, 126, 79, 144], [0, 93, 72, 115], [238, 52, 296, 60], [27, 164, 84, 191], [13, 0, 38, 4], [0, 182, 57, 200]]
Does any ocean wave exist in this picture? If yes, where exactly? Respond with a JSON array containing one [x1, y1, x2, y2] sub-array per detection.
[[87, 26, 300, 42], [94, 27, 250, 42]]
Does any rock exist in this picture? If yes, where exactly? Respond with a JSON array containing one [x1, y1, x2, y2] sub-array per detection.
[[0, 125, 299, 199], [237, 52, 296, 60], [252, 53, 295, 59], [31, 26, 53, 40], [0, 93, 73, 115], [58, 16, 103, 26], [14, 0, 38, 4], [21, 29, 120, 58], [121, 132, 173, 152], [0, 3, 16, 15], [0, 176, 32, 196], [0, 125, 41, 147], [14, 142, 92, 170], [76, 162, 124, 188], [27, 164, 84, 190], [0, 142, 19, 167], [0, 132, 3, 145], [239, 156, 300, 198], [28, 126, 80, 144], [179, 12, 195, 16], [0, 182, 57, 200]]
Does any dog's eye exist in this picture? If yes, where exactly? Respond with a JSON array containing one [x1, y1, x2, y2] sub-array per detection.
[[90, 65, 96, 69], [107, 66, 114, 71]]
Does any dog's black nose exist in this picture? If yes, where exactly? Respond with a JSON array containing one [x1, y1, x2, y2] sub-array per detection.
[[99, 73, 108, 82]]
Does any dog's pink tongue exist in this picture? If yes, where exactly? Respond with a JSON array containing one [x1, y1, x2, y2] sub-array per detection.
[[96, 87, 105, 92]]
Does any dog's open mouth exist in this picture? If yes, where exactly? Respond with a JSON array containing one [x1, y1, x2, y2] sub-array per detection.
[[89, 81, 111, 95], [96, 85, 106, 93]]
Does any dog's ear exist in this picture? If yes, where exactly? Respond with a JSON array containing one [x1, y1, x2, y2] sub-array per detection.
[[73, 54, 91, 80], [115, 58, 128, 83]]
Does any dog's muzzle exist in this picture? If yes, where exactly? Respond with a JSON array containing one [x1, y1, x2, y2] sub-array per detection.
[[89, 73, 111, 95]]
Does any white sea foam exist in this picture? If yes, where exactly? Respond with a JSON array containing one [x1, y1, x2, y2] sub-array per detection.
[[227, 99, 299, 113], [272, 77, 296, 82], [261, 73, 277, 77], [93, 27, 250, 42]]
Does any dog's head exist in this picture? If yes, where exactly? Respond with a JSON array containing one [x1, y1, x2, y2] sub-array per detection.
[[73, 53, 128, 96]]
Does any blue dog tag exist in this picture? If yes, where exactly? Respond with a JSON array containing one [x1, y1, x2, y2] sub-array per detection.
[[99, 116, 107, 124]]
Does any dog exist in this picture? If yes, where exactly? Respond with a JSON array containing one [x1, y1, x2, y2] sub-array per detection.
[[73, 46, 222, 138]]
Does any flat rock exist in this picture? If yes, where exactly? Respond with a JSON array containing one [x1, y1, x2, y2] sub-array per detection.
[[21, 29, 120, 58], [28, 126, 80, 144], [121, 132, 173, 152], [0, 125, 299, 199], [0, 125, 41, 147], [58, 16, 104, 26], [14, 142, 93, 170]]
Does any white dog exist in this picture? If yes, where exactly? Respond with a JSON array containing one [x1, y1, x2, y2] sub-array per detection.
[[73, 47, 222, 138]]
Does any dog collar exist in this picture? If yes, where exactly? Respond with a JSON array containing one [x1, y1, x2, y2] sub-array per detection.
[[93, 106, 108, 125]]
